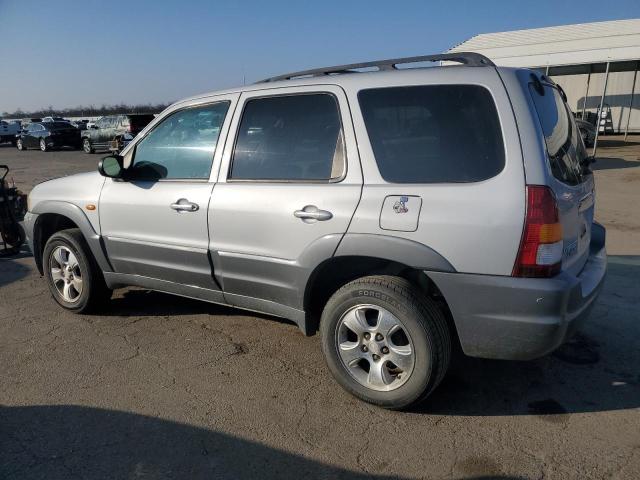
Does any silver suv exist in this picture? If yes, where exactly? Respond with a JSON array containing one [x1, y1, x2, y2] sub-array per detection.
[[24, 53, 606, 409]]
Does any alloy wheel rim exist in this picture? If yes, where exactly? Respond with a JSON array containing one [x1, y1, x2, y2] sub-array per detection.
[[40, 139, 46, 151], [83, 140, 90, 152], [335, 304, 415, 392], [17, 140, 22, 150], [49, 246, 83, 303]]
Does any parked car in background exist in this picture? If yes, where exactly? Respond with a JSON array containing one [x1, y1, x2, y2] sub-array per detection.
[[0, 120, 21, 145], [43, 116, 69, 123], [23, 53, 606, 409], [576, 118, 596, 147], [16, 121, 81, 151], [81, 114, 155, 154], [70, 120, 89, 130]]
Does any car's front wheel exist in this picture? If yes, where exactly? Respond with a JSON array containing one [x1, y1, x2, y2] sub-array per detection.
[[43, 229, 111, 313], [320, 275, 451, 409], [39, 138, 48, 152], [16, 138, 24, 151]]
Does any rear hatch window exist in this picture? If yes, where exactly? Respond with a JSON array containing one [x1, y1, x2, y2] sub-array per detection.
[[528, 80, 594, 275], [358, 85, 505, 183], [528, 83, 589, 185], [126, 115, 155, 131]]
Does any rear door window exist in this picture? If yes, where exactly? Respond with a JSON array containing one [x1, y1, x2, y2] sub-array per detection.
[[528, 83, 587, 186], [358, 85, 505, 183], [230, 94, 345, 181]]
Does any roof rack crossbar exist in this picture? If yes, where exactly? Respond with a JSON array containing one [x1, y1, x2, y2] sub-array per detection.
[[257, 52, 494, 83]]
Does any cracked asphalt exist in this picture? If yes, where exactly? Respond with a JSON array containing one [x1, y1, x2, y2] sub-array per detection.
[[1, 142, 639, 479]]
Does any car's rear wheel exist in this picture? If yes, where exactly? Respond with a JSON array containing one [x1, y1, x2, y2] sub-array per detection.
[[39, 138, 48, 152], [43, 229, 111, 313], [16, 138, 24, 151], [83, 138, 94, 154], [320, 275, 451, 409]]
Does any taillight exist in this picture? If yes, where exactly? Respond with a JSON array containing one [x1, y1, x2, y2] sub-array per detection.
[[513, 185, 563, 278]]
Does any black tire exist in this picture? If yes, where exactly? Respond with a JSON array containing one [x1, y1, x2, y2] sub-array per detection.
[[320, 275, 451, 409], [43, 228, 111, 313], [82, 138, 94, 154], [39, 138, 47, 152], [16, 138, 24, 151], [0, 221, 25, 256]]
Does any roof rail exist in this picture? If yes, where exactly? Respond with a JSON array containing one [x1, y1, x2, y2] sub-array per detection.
[[257, 52, 494, 83]]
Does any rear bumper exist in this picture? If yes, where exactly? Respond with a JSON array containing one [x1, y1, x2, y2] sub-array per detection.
[[429, 223, 607, 360]]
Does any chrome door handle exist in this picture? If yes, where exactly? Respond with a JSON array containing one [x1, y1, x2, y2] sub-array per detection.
[[294, 206, 333, 222], [170, 198, 199, 212]]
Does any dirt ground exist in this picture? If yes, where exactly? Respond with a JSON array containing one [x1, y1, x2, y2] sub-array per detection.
[[0, 138, 639, 480]]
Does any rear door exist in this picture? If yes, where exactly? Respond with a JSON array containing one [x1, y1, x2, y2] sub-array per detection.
[[89, 117, 105, 145], [528, 81, 594, 276], [209, 86, 362, 310], [99, 116, 116, 145]]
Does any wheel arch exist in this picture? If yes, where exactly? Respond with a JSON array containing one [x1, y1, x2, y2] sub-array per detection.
[[31, 201, 112, 275], [303, 234, 457, 338]]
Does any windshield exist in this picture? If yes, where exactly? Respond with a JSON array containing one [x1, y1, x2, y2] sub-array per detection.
[[529, 83, 588, 186]]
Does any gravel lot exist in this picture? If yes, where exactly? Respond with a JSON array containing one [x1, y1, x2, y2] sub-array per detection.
[[0, 140, 639, 480]]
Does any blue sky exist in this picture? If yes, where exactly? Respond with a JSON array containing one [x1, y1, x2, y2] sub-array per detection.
[[0, 0, 638, 113]]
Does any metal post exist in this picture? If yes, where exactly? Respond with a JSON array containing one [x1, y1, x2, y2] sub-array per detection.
[[624, 62, 638, 142], [592, 62, 610, 157], [545, 65, 550, 76], [582, 70, 591, 120]]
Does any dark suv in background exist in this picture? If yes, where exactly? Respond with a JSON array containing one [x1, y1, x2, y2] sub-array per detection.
[[81, 114, 155, 154]]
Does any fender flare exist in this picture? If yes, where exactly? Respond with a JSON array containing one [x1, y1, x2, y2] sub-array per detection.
[[334, 233, 455, 272], [31, 201, 112, 274]]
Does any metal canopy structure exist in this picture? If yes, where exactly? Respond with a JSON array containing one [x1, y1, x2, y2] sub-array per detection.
[[448, 19, 640, 155]]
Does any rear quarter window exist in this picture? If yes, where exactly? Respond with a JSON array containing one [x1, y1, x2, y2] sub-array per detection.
[[358, 85, 505, 183]]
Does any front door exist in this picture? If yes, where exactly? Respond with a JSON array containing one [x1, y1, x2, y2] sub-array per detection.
[[209, 86, 362, 310], [99, 95, 237, 290]]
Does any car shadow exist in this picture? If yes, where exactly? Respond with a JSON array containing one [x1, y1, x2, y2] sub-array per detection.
[[0, 253, 31, 287], [414, 256, 640, 418], [0, 404, 528, 480], [592, 156, 640, 170]]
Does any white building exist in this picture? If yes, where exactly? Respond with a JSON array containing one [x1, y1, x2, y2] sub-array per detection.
[[448, 19, 640, 135]]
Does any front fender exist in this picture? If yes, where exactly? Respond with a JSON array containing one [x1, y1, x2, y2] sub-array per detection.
[[30, 201, 112, 274]]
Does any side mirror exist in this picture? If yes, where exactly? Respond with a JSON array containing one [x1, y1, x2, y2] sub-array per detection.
[[98, 155, 124, 178]]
